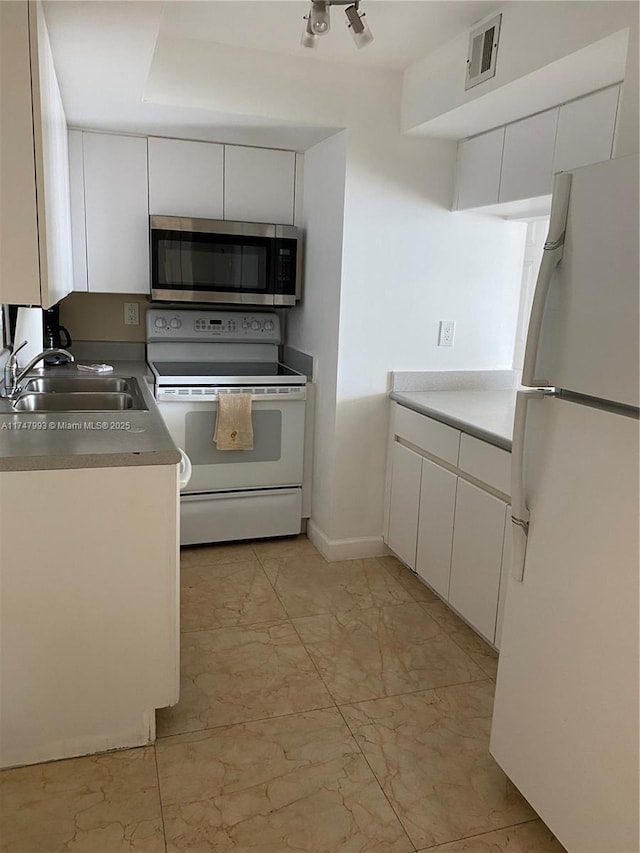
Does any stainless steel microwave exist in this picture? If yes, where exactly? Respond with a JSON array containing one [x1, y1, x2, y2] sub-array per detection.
[[150, 216, 301, 306]]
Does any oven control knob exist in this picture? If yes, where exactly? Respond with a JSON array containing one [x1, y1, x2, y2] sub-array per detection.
[[154, 317, 167, 329], [250, 320, 261, 331], [264, 320, 275, 332], [169, 318, 182, 329]]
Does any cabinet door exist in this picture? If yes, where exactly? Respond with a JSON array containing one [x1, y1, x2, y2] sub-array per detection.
[[494, 505, 512, 650], [449, 479, 509, 641], [0, 1, 40, 305], [0, 1, 72, 307], [148, 137, 224, 218], [386, 442, 422, 570], [30, 1, 73, 309], [415, 458, 457, 599], [499, 108, 559, 203], [83, 133, 149, 294], [553, 86, 619, 173], [68, 130, 87, 292], [224, 146, 296, 224], [455, 127, 504, 210]]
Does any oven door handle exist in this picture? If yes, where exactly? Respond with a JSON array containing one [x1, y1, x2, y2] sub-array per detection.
[[157, 388, 307, 403], [178, 448, 192, 491]]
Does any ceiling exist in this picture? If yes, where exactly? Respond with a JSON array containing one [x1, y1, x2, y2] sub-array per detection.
[[43, 0, 498, 149], [158, 1, 496, 71]]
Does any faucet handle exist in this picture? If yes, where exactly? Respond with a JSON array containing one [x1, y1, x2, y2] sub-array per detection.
[[2, 341, 28, 399], [9, 340, 28, 365]]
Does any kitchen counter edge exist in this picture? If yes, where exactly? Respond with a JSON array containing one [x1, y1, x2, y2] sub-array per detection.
[[390, 391, 513, 452], [0, 361, 181, 473]]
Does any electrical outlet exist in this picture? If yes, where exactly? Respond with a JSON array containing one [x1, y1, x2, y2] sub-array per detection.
[[124, 302, 139, 326], [438, 320, 455, 347]]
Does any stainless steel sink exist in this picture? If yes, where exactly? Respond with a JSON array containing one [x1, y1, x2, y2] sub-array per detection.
[[24, 377, 131, 394], [12, 377, 148, 412], [13, 392, 143, 412]]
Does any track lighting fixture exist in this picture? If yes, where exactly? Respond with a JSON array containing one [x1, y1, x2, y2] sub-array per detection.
[[344, 3, 374, 49], [300, 0, 374, 50]]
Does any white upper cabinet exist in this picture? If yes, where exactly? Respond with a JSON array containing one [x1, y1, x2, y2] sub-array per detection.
[[553, 86, 620, 173], [499, 108, 559, 204], [455, 88, 621, 212], [455, 127, 505, 210], [0, 1, 72, 308], [30, 1, 73, 308], [83, 133, 149, 294], [68, 130, 87, 292], [148, 137, 224, 219], [224, 146, 296, 224]]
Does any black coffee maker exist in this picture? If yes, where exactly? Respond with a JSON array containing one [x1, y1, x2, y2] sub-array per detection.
[[43, 306, 72, 366]]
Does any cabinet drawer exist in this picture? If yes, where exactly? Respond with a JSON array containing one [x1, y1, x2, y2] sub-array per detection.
[[458, 433, 511, 495], [393, 405, 460, 466]]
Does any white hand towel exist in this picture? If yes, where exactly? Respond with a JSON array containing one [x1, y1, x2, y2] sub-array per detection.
[[213, 393, 254, 451]]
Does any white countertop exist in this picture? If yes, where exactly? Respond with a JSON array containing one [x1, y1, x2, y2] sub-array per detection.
[[390, 389, 517, 451]]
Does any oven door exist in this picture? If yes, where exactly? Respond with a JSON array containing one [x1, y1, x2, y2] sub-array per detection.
[[156, 389, 306, 493]]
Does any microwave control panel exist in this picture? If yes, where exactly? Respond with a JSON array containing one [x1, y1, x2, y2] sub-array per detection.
[[146, 309, 281, 344]]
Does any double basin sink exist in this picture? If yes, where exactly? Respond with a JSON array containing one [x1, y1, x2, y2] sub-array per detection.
[[13, 377, 148, 412]]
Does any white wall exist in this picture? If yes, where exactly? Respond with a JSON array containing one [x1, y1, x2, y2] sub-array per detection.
[[327, 120, 525, 544], [287, 131, 347, 537], [402, 1, 636, 137], [282, 69, 526, 548]]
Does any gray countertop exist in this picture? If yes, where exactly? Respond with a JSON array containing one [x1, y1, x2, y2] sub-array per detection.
[[390, 389, 517, 451], [0, 361, 180, 472]]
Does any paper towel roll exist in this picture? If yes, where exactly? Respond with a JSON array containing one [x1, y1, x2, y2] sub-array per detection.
[[14, 307, 44, 367]]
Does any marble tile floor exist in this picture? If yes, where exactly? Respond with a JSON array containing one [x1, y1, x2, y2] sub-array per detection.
[[0, 536, 566, 853]]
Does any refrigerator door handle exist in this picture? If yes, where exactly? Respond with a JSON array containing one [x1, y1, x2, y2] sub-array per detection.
[[522, 171, 572, 387], [511, 389, 548, 581]]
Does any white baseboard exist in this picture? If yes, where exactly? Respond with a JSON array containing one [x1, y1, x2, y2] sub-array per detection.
[[306, 520, 391, 562]]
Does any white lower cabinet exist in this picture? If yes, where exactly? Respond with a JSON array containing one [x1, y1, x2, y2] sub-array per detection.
[[449, 480, 509, 642], [495, 507, 513, 650], [0, 463, 179, 769], [385, 402, 512, 647], [387, 442, 422, 570], [415, 457, 457, 600]]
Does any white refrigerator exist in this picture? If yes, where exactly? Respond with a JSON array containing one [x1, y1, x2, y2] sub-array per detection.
[[490, 153, 639, 853]]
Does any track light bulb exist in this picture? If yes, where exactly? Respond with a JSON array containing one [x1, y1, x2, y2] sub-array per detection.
[[310, 1, 331, 35], [301, 14, 319, 48]]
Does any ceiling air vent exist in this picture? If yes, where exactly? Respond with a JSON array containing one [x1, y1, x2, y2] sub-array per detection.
[[465, 13, 501, 90]]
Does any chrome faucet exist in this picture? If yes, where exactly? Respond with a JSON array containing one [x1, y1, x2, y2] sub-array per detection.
[[1, 341, 75, 399]]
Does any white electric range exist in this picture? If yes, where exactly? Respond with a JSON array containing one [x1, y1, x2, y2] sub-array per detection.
[[147, 308, 307, 546]]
